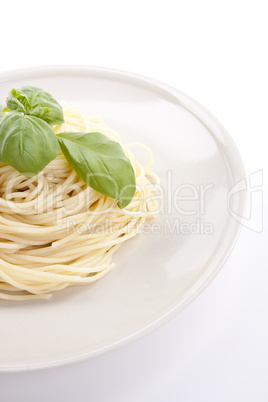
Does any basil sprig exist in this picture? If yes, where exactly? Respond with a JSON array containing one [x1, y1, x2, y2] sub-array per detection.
[[7, 86, 64, 125], [0, 86, 136, 208]]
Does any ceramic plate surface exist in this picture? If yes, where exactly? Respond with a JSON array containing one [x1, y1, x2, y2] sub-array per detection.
[[0, 66, 246, 371]]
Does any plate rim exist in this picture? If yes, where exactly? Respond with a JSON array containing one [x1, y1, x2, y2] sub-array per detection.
[[0, 65, 247, 372]]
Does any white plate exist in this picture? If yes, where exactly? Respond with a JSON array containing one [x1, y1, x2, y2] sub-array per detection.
[[0, 66, 246, 371]]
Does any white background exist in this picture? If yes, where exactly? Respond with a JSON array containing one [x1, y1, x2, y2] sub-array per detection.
[[0, 1, 267, 401]]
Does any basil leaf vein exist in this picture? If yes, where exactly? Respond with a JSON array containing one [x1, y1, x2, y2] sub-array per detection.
[[57, 132, 136, 208]]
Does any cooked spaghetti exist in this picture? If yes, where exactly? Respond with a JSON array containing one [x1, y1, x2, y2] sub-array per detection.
[[0, 104, 158, 300]]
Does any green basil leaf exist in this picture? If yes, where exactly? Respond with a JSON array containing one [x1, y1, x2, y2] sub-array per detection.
[[0, 104, 4, 118], [57, 132, 136, 208], [28, 104, 51, 119], [0, 112, 60, 178], [6, 88, 31, 114], [6, 86, 64, 125]]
